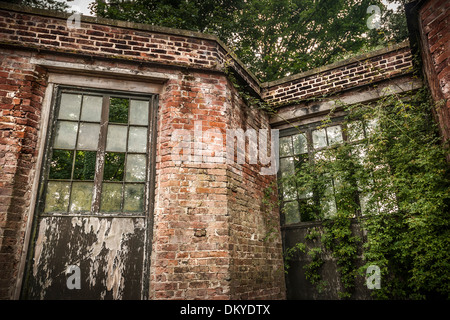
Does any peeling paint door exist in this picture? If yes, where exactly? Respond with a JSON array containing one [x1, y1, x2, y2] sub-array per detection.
[[22, 87, 157, 300]]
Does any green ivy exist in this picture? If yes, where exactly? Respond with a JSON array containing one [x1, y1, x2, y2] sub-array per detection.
[[281, 87, 449, 299], [225, 55, 449, 299]]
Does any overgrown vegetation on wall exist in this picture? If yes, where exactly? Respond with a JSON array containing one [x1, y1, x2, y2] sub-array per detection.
[[282, 87, 450, 299]]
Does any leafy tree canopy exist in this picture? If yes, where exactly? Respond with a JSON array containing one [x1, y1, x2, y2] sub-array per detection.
[[90, 0, 408, 82], [12, 0, 70, 12]]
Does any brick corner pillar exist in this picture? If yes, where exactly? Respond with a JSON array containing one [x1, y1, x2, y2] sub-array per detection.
[[149, 71, 286, 300]]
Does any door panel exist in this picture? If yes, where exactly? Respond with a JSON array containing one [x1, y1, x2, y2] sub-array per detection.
[[28, 216, 147, 300], [23, 88, 157, 300]]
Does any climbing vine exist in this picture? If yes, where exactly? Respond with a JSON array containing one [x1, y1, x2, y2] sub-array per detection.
[[281, 87, 450, 299], [224, 54, 449, 299]]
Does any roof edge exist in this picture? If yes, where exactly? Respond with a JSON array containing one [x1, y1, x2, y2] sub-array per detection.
[[262, 40, 411, 88], [0, 1, 262, 88]]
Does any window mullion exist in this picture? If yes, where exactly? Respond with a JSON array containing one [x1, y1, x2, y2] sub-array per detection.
[[91, 94, 110, 214]]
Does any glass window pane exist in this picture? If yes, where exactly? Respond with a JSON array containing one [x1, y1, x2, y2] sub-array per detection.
[[312, 128, 327, 149], [321, 179, 337, 219], [283, 201, 300, 225], [279, 157, 295, 176], [125, 154, 147, 182], [129, 100, 149, 125], [80, 95, 102, 122], [73, 151, 97, 180], [298, 186, 313, 199], [365, 118, 379, 136], [106, 125, 127, 152], [327, 125, 343, 145], [103, 152, 125, 181], [128, 127, 148, 153], [58, 93, 81, 120], [100, 183, 123, 212], [70, 182, 93, 212], [347, 121, 365, 141], [279, 136, 293, 157], [53, 121, 78, 149], [49, 150, 73, 180], [322, 198, 337, 219], [109, 97, 129, 123], [123, 184, 145, 212], [44, 181, 70, 212], [281, 178, 297, 201], [359, 192, 371, 216], [77, 123, 100, 151], [293, 133, 307, 154]]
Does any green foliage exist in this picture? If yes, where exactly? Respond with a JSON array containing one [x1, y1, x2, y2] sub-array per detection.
[[92, 0, 408, 82], [283, 87, 450, 299], [13, 0, 69, 11], [352, 89, 450, 299]]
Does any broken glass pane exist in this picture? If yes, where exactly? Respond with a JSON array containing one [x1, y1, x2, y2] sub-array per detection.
[[123, 184, 145, 212], [58, 93, 81, 120], [106, 124, 127, 152], [327, 125, 343, 145], [80, 95, 102, 122], [103, 152, 125, 181], [292, 133, 307, 154], [49, 149, 73, 180], [125, 154, 147, 182], [109, 97, 129, 124], [53, 121, 78, 149], [279, 136, 293, 157], [44, 181, 70, 212], [73, 151, 96, 180], [70, 182, 93, 212], [312, 128, 327, 149], [100, 183, 123, 212], [129, 100, 149, 125], [283, 201, 300, 224], [128, 127, 148, 153], [77, 123, 100, 151]]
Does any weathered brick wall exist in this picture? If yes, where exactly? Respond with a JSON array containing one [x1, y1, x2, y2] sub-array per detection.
[[0, 1, 442, 300], [418, 0, 450, 141], [150, 72, 232, 299], [0, 4, 282, 300], [263, 42, 413, 106], [151, 69, 285, 299], [226, 84, 285, 300], [0, 48, 47, 299]]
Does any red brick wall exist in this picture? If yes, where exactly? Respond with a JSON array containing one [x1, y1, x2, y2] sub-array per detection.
[[0, 5, 283, 299], [150, 69, 285, 299], [418, 0, 450, 141], [263, 43, 413, 105], [227, 85, 285, 299], [150, 72, 231, 300], [0, 48, 47, 299], [0, 1, 438, 300]]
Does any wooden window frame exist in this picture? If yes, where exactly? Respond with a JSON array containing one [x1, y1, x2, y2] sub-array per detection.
[[36, 85, 158, 218], [278, 117, 373, 227]]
